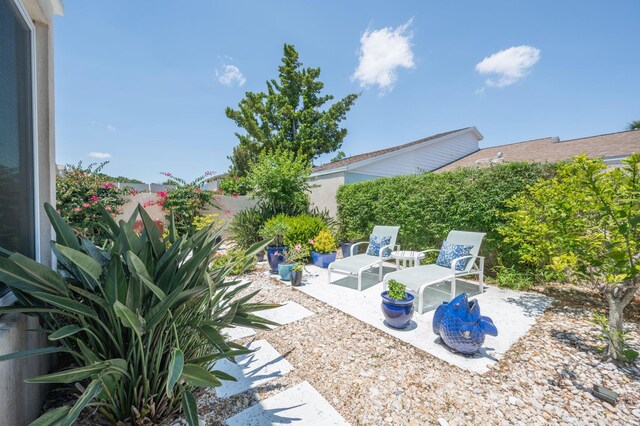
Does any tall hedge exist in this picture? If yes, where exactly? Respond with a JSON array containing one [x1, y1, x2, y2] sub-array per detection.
[[336, 162, 558, 273]]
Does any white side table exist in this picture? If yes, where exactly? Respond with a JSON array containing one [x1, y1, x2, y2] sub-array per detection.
[[391, 251, 425, 270]]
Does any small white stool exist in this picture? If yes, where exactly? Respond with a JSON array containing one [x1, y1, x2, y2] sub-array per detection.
[[391, 251, 425, 270]]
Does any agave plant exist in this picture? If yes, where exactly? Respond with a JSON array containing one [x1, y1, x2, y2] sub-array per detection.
[[0, 203, 277, 425]]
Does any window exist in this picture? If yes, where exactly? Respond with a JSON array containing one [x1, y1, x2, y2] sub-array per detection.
[[0, 0, 36, 307]]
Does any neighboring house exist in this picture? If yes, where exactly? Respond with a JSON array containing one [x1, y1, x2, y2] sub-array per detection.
[[309, 127, 484, 216], [435, 129, 640, 172], [0, 0, 63, 424]]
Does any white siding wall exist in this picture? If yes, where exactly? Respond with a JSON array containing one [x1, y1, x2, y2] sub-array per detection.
[[309, 171, 345, 217], [353, 132, 479, 177]]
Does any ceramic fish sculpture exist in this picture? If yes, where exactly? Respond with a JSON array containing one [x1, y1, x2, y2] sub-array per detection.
[[432, 292, 498, 355]]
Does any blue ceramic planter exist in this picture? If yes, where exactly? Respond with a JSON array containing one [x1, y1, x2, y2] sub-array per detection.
[[311, 251, 337, 268], [267, 246, 285, 274], [278, 264, 294, 281], [340, 242, 353, 258], [381, 292, 415, 329], [432, 293, 498, 355]]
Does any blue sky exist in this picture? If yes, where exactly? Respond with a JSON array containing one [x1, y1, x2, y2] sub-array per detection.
[[54, 0, 640, 183]]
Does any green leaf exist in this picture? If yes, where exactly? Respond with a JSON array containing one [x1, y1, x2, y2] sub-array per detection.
[[53, 243, 102, 286], [26, 363, 107, 384], [49, 325, 83, 341], [137, 204, 166, 257], [166, 348, 184, 398], [60, 379, 103, 426], [188, 348, 253, 365], [113, 301, 146, 336], [44, 202, 81, 251], [181, 364, 222, 388], [105, 256, 127, 304], [28, 406, 70, 426], [10, 252, 68, 294], [126, 251, 165, 300], [31, 292, 98, 318], [0, 257, 58, 294], [182, 390, 198, 426], [0, 346, 72, 362], [97, 204, 121, 237], [210, 369, 237, 382]]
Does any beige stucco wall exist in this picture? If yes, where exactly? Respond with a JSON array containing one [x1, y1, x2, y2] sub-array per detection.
[[309, 171, 345, 217], [0, 1, 61, 425]]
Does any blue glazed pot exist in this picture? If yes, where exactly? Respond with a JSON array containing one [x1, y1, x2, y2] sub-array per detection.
[[311, 251, 337, 268], [278, 264, 294, 281], [266, 246, 286, 274], [381, 291, 415, 329], [340, 242, 352, 258]]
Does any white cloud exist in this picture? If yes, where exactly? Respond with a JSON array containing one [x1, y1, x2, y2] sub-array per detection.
[[475, 45, 541, 88], [88, 152, 112, 159], [216, 64, 246, 87], [106, 124, 116, 132], [352, 19, 415, 92]]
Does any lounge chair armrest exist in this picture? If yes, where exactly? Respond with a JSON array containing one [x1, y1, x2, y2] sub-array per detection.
[[380, 244, 393, 259], [350, 241, 368, 256], [450, 255, 478, 273]]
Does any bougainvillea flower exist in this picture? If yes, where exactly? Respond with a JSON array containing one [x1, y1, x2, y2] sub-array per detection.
[[91, 195, 100, 202], [82, 202, 91, 208], [105, 205, 112, 211], [157, 191, 167, 198], [73, 207, 82, 212]]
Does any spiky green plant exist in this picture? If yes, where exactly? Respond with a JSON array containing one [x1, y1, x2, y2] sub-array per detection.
[[0, 203, 277, 425]]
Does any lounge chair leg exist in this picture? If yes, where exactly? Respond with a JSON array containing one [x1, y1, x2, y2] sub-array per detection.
[[450, 277, 456, 300], [328, 268, 331, 285], [418, 290, 423, 314], [358, 272, 362, 291], [378, 264, 382, 281], [479, 258, 484, 293]]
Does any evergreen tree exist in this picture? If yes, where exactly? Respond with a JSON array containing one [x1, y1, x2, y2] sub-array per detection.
[[225, 44, 358, 176]]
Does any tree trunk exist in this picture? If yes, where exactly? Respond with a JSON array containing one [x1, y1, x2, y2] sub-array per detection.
[[605, 281, 638, 360]]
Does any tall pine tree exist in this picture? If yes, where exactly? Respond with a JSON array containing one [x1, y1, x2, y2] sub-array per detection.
[[225, 44, 358, 176]]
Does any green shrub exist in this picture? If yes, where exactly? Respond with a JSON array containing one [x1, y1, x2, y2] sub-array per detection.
[[211, 248, 258, 275], [56, 162, 130, 247], [311, 229, 337, 254], [336, 162, 558, 273], [259, 214, 290, 247], [494, 266, 534, 290], [219, 175, 251, 196], [0, 204, 276, 425], [283, 214, 327, 251], [499, 154, 640, 361], [247, 149, 311, 214]]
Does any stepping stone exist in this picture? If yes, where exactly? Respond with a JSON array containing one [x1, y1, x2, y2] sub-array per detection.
[[257, 301, 315, 328], [225, 381, 349, 426], [214, 340, 293, 398], [222, 326, 256, 341]]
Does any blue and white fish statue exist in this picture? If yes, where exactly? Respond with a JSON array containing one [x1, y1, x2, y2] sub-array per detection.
[[433, 292, 498, 355]]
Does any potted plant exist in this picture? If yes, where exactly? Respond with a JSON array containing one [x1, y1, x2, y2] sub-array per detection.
[[381, 279, 415, 329], [338, 229, 362, 258], [259, 214, 289, 274], [310, 229, 337, 268], [281, 243, 310, 284]]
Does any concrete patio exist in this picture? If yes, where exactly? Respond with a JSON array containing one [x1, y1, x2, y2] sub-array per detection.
[[293, 264, 552, 373]]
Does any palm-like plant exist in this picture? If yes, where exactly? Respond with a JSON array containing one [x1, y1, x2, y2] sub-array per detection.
[[627, 119, 640, 131], [0, 203, 276, 425]]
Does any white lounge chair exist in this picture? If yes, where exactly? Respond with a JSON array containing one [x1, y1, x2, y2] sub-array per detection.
[[383, 231, 486, 314], [328, 226, 400, 291]]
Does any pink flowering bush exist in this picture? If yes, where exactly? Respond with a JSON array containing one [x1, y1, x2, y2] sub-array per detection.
[[56, 162, 129, 246], [160, 172, 219, 236]]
